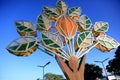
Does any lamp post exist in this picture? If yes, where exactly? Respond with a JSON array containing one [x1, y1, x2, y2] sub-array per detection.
[[94, 58, 109, 80], [37, 61, 51, 80]]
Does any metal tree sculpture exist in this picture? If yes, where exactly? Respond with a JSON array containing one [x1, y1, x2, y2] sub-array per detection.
[[6, 0, 120, 80]]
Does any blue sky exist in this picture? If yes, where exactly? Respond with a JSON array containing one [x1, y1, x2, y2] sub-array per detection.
[[0, 0, 120, 80]]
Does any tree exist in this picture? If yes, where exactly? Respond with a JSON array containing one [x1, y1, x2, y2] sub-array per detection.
[[44, 73, 63, 80], [84, 63, 103, 80], [106, 46, 120, 75], [115, 46, 120, 58]]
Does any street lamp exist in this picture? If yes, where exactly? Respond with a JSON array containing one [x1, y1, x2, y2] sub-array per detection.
[[37, 61, 51, 80], [94, 58, 109, 80]]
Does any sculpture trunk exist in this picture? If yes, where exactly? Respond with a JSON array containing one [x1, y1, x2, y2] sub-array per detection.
[[56, 55, 86, 80]]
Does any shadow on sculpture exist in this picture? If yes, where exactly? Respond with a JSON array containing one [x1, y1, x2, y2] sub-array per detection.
[[6, 0, 119, 80]]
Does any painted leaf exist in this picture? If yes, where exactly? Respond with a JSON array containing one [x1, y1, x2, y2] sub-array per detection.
[[6, 37, 38, 56], [77, 31, 93, 48], [56, 0, 67, 14], [15, 20, 36, 36], [42, 33, 61, 49], [78, 15, 92, 32], [68, 7, 81, 20], [93, 22, 108, 32], [43, 6, 59, 21], [96, 34, 119, 52], [37, 15, 51, 31]]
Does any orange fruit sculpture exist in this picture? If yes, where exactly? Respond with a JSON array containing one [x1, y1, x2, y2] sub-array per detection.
[[55, 15, 77, 39]]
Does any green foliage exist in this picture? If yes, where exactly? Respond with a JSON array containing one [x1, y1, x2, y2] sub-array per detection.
[[84, 63, 103, 80], [115, 46, 120, 58], [107, 58, 120, 75], [44, 73, 63, 80], [106, 46, 120, 75]]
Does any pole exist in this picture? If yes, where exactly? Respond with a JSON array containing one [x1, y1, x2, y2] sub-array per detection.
[[94, 58, 109, 80], [43, 67, 44, 80], [37, 61, 51, 80], [102, 62, 108, 79]]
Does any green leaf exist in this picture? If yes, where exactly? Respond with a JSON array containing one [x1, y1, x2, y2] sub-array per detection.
[[93, 22, 108, 32], [49, 44, 60, 48], [42, 33, 61, 49], [77, 31, 93, 48], [18, 43, 27, 51], [28, 41, 36, 48], [97, 34, 119, 49], [68, 7, 81, 18], [37, 15, 51, 30], [78, 15, 92, 30], [44, 39, 54, 45], [56, 0, 67, 14], [56, 0, 67, 10], [6, 37, 38, 56], [15, 20, 36, 36], [9, 46, 18, 50], [43, 6, 59, 17]]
